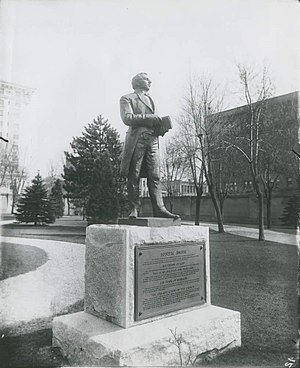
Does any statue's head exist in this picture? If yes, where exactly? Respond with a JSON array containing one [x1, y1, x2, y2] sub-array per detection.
[[131, 72, 152, 91]]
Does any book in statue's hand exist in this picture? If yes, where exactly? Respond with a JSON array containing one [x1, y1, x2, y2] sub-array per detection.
[[157, 116, 173, 137]]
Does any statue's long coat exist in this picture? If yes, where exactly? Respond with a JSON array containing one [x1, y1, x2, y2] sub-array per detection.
[[120, 91, 158, 177]]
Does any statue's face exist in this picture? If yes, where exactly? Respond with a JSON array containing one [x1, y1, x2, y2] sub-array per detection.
[[137, 74, 152, 91]]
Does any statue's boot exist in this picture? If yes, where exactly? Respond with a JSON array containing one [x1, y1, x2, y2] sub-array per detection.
[[128, 207, 139, 219], [153, 207, 180, 220], [149, 183, 180, 220]]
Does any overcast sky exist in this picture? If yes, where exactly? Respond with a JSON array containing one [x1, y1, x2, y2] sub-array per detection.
[[0, 0, 299, 179]]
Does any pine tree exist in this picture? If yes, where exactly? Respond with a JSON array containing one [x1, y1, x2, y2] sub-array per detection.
[[15, 173, 55, 225], [49, 179, 65, 218], [86, 152, 119, 223], [279, 193, 300, 228], [63, 115, 127, 222]]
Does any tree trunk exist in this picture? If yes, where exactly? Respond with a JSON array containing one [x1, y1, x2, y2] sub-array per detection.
[[11, 198, 15, 214], [202, 153, 225, 233], [195, 191, 202, 225], [266, 193, 272, 229], [210, 190, 225, 233], [257, 192, 265, 241], [67, 197, 70, 216], [169, 196, 173, 213], [219, 198, 224, 216]]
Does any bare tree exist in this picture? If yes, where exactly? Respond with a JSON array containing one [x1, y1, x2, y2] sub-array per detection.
[[261, 95, 300, 228], [223, 65, 274, 240], [0, 144, 16, 187], [214, 155, 238, 216], [175, 115, 205, 226], [160, 138, 186, 213], [180, 76, 225, 232], [0, 143, 27, 214], [8, 165, 27, 214]]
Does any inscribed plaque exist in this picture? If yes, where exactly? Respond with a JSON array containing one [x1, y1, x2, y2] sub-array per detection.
[[135, 241, 205, 321]]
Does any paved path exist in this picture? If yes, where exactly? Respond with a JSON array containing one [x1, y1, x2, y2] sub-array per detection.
[[0, 236, 85, 336], [1, 216, 298, 247], [183, 221, 299, 247]]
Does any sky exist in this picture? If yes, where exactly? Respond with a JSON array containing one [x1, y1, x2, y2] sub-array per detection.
[[0, 0, 299, 179]]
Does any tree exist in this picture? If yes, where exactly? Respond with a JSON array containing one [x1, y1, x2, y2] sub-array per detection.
[[160, 138, 186, 213], [63, 115, 126, 222], [223, 65, 274, 240], [8, 165, 27, 215], [0, 142, 27, 214], [0, 143, 16, 187], [175, 115, 205, 226], [49, 179, 65, 218], [180, 76, 226, 232], [85, 152, 119, 223], [259, 95, 299, 229], [213, 149, 242, 216], [15, 173, 55, 225], [280, 193, 300, 228]]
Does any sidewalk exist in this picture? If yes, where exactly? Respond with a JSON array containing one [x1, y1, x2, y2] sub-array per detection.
[[0, 236, 85, 336], [2, 216, 298, 247], [198, 222, 299, 247]]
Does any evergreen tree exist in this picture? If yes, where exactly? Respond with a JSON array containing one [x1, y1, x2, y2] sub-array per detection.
[[15, 173, 55, 225], [63, 115, 127, 222], [49, 179, 65, 218], [86, 152, 119, 223], [280, 193, 300, 228]]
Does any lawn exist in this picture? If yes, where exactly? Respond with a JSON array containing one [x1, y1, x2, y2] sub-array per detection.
[[0, 242, 48, 280], [1, 218, 87, 244], [206, 231, 298, 366], [0, 220, 298, 367]]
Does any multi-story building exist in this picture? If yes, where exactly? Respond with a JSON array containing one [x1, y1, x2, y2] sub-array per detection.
[[0, 80, 35, 213], [214, 91, 300, 194], [140, 91, 300, 225]]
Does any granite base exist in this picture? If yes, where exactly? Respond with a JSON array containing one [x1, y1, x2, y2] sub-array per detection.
[[53, 305, 241, 366]]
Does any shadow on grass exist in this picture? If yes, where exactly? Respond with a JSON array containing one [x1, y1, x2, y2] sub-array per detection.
[[0, 300, 84, 367], [0, 243, 48, 280]]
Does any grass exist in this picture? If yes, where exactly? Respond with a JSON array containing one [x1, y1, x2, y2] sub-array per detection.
[[1, 221, 86, 244], [0, 242, 48, 280], [0, 329, 68, 368], [206, 230, 298, 366], [0, 218, 298, 367]]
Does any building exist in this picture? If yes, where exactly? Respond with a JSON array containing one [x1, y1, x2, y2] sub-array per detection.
[[213, 91, 300, 194], [0, 80, 35, 213], [140, 91, 300, 225], [140, 178, 208, 198]]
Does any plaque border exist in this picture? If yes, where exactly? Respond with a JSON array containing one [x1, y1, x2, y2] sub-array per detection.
[[134, 241, 206, 321]]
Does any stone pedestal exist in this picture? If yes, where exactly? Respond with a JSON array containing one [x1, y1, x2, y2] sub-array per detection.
[[53, 306, 241, 367], [52, 223, 241, 366]]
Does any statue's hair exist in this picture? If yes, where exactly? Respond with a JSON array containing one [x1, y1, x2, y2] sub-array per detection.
[[131, 72, 148, 90]]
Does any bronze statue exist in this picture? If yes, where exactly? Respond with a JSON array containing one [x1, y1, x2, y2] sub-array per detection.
[[120, 72, 179, 219]]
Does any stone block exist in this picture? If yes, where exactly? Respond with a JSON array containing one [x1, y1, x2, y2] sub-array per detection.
[[53, 305, 241, 366], [84, 224, 210, 328], [118, 217, 181, 227]]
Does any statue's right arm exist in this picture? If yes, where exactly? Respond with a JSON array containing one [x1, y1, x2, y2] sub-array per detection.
[[120, 96, 160, 128]]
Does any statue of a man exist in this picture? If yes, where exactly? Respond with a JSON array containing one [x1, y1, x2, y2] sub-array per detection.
[[120, 72, 179, 219]]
